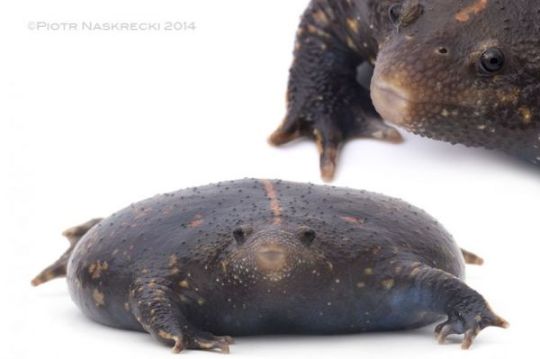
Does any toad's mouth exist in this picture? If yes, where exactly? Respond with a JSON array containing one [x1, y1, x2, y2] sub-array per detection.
[[370, 81, 414, 126]]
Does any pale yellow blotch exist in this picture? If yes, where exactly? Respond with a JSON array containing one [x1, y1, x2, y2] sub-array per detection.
[[381, 279, 395, 290], [313, 128, 324, 154], [88, 260, 109, 279], [326, 261, 334, 271], [496, 88, 520, 104], [158, 329, 181, 350], [364, 268, 373, 275], [409, 267, 422, 277], [124, 302, 130, 311], [346, 36, 358, 50], [356, 281, 366, 288], [197, 341, 215, 350], [168, 254, 178, 267], [519, 107, 533, 125], [197, 298, 206, 306], [307, 24, 330, 38], [179, 280, 189, 288], [313, 10, 329, 26], [346, 18, 359, 33], [92, 289, 105, 306]]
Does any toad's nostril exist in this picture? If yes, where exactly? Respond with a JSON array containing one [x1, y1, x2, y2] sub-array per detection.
[[437, 47, 449, 55]]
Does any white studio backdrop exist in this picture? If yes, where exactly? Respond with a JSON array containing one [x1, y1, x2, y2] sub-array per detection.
[[1, 1, 539, 358]]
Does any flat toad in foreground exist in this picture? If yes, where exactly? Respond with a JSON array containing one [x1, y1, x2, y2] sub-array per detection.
[[33, 179, 507, 353]]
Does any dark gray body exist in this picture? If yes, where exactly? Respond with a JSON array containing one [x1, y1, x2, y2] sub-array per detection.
[[34, 179, 506, 352], [68, 179, 460, 334]]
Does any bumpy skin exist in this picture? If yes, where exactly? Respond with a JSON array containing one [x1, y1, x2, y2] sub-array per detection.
[[34, 179, 506, 352], [270, 0, 540, 181]]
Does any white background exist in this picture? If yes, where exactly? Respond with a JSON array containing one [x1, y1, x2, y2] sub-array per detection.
[[2, 1, 539, 358]]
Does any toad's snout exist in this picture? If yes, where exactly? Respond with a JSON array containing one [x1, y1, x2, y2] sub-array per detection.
[[370, 72, 413, 127], [256, 245, 286, 271]]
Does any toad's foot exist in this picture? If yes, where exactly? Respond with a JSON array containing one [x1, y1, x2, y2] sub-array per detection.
[[270, 110, 402, 182], [130, 277, 234, 354], [435, 309, 509, 350], [183, 330, 234, 354]]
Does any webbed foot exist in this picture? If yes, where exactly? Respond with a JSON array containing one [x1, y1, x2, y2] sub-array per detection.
[[434, 304, 509, 349], [270, 109, 402, 182], [31, 218, 102, 286], [130, 277, 234, 354], [183, 330, 234, 354], [270, 2, 404, 182], [398, 264, 508, 349]]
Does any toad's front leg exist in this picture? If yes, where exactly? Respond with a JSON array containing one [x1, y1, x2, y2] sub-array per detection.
[[129, 278, 234, 353], [269, 2, 402, 181], [400, 264, 508, 349]]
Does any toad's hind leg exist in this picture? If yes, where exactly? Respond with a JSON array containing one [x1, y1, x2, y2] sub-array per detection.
[[269, 2, 402, 181], [401, 264, 508, 349], [31, 218, 102, 286], [129, 278, 234, 354]]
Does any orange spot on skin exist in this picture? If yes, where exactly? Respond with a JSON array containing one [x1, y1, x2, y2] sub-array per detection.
[[188, 214, 204, 228], [261, 180, 282, 225], [455, 0, 488, 22], [341, 216, 365, 226]]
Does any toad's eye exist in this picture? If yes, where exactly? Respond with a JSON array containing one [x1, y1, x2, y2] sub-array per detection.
[[297, 227, 316, 246], [388, 4, 402, 25], [479, 48, 505, 74], [232, 225, 252, 244]]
